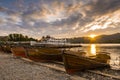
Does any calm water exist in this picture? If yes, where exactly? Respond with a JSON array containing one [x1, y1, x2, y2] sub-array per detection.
[[72, 44, 120, 69], [82, 44, 120, 68]]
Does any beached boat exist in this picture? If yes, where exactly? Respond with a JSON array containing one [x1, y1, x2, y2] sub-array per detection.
[[11, 46, 27, 58], [95, 52, 111, 63], [63, 51, 110, 74], [0, 45, 3, 51], [26, 47, 63, 62], [0, 45, 11, 53]]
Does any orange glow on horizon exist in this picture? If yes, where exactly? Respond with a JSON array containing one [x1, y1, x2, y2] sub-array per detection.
[[89, 34, 96, 38]]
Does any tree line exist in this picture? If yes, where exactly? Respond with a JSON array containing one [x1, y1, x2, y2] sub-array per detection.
[[8, 34, 37, 41]]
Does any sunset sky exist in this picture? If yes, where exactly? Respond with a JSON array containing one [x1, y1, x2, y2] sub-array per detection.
[[0, 0, 120, 39]]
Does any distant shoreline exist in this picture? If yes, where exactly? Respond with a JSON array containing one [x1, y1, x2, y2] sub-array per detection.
[[69, 42, 120, 44]]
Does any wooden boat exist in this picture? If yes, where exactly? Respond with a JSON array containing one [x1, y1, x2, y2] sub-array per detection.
[[95, 52, 111, 63], [11, 46, 27, 58], [0, 45, 3, 51], [26, 47, 63, 62], [1, 45, 11, 53], [63, 51, 110, 74]]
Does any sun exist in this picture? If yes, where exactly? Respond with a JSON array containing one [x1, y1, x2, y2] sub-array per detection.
[[89, 34, 96, 38]]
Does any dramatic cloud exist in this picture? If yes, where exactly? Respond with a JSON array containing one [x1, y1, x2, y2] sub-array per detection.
[[0, 0, 120, 38], [89, 0, 120, 15], [0, 6, 6, 11]]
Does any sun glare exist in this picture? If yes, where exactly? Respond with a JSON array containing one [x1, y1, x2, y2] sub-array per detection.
[[90, 34, 96, 38], [90, 44, 96, 55]]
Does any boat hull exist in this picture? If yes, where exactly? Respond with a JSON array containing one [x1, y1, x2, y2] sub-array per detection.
[[11, 46, 27, 58], [0, 45, 3, 51], [1, 45, 11, 53], [27, 48, 63, 62], [63, 52, 110, 74]]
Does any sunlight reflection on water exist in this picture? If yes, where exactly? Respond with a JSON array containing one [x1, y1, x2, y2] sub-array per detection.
[[90, 44, 96, 55], [81, 44, 120, 70]]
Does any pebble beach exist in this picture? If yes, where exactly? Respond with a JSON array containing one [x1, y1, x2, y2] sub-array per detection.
[[0, 52, 71, 80], [0, 52, 119, 80]]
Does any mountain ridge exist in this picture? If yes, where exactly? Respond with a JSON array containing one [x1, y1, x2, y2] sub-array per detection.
[[68, 33, 120, 43]]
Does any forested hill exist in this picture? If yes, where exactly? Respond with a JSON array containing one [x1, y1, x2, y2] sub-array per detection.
[[68, 33, 120, 43]]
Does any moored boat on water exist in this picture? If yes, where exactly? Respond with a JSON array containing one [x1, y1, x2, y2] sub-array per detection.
[[37, 36, 82, 48], [63, 51, 111, 74]]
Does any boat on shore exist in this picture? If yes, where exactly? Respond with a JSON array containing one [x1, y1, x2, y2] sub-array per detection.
[[63, 51, 110, 74], [26, 47, 63, 62], [0, 44, 11, 53], [11, 46, 27, 58], [0, 44, 3, 51], [94, 52, 111, 63], [11, 46, 63, 62]]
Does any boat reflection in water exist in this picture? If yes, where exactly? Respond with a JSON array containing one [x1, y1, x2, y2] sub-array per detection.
[[90, 44, 96, 56]]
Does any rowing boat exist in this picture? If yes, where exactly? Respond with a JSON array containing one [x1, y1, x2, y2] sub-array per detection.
[[95, 52, 111, 63], [63, 51, 110, 74], [11, 46, 27, 58], [0, 44, 3, 51], [26, 47, 63, 62], [1, 45, 11, 53]]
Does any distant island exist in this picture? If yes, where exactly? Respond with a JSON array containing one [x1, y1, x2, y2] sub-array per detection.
[[0, 33, 120, 43]]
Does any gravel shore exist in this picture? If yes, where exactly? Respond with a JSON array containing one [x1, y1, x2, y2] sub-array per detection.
[[0, 52, 119, 80], [0, 52, 70, 80]]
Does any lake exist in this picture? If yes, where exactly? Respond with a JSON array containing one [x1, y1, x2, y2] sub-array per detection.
[[72, 44, 120, 70]]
